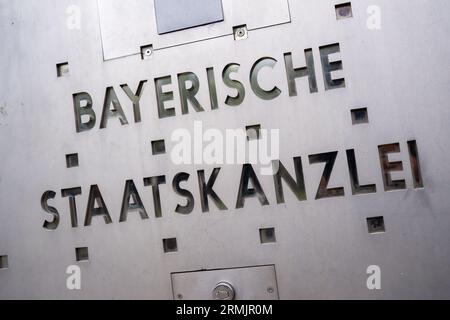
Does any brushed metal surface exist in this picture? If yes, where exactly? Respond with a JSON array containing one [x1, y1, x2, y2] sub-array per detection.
[[0, 0, 450, 299]]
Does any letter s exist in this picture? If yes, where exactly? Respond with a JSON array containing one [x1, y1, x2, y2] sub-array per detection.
[[41, 191, 60, 230]]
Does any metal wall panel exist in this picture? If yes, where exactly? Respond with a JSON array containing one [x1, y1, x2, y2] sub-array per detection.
[[171, 265, 279, 300], [97, 0, 291, 60], [0, 0, 450, 299]]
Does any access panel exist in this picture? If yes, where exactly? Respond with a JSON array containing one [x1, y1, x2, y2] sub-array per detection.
[[97, 0, 291, 60], [171, 265, 279, 300]]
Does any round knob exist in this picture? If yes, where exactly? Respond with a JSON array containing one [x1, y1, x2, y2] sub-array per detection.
[[212, 282, 235, 300]]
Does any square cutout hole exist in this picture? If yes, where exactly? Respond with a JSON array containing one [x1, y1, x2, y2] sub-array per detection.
[[163, 238, 178, 253], [246, 124, 261, 141], [367, 216, 385, 234], [335, 2, 353, 20], [0, 255, 8, 269], [66, 153, 79, 168], [351, 108, 369, 125], [75, 247, 89, 262], [140, 44, 153, 60], [56, 62, 69, 77], [259, 228, 276, 244], [151, 139, 166, 155], [233, 24, 248, 40]]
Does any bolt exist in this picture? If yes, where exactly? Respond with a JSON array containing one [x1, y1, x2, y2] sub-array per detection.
[[177, 293, 183, 300], [234, 26, 247, 40], [141, 45, 153, 60], [145, 49, 152, 56], [267, 287, 274, 294]]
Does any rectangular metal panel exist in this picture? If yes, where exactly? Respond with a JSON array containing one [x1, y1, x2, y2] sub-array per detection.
[[1, 0, 450, 300], [171, 265, 279, 300], [97, 0, 291, 60], [154, 0, 224, 35]]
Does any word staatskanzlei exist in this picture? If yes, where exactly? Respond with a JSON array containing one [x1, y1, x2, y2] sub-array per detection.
[[41, 141, 423, 230]]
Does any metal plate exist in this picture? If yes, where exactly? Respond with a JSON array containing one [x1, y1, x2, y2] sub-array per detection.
[[171, 265, 279, 300], [1, 0, 450, 300], [154, 0, 224, 35], [97, 0, 291, 60]]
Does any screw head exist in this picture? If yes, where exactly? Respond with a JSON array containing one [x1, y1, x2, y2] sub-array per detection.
[[233, 25, 248, 40], [177, 293, 183, 300], [141, 45, 154, 60]]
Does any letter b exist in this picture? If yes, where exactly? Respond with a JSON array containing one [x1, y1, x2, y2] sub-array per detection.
[[73, 92, 96, 133]]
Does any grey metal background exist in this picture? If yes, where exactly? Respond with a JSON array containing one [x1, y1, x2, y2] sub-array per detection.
[[0, 0, 450, 299]]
